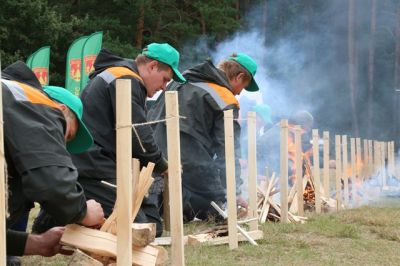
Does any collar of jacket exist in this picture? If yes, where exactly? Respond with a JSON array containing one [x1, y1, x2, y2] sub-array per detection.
[[2, 61, 42, 90], [183, 59, 233, 92]]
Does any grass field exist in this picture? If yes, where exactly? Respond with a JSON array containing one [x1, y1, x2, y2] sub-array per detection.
[[21, 197, 400, 266]]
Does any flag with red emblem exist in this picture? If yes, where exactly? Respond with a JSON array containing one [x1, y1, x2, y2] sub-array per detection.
[[26, 46, 50, 86], [65, 36, 89, 96]]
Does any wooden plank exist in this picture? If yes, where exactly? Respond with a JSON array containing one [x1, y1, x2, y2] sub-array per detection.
[[187, 230, 263, 246], [247, 111, 258, 231], [374, 141, 379, 177], [368, 140, 373, 178], [323, 131, 330, 198], [342, 135, 349, 207], [280, 119, 289, 223], [381, 142, 387, 187], [132, 158, 140, 221], [350, 138, 356, 205], [0, 62, 6, 265], [363, 139, 368, 181], [68, 249, 103, 266], [165, 91, 185, 265], [356, 138, 362, 178], [223, 109, 238, 249], [132, 223, 156, 247], [61, 225, 158, 265], [115, 79, 132, 265], [0, 69, 6, 265], [335, 135, 342, 211], [313, 129, 321, 213]]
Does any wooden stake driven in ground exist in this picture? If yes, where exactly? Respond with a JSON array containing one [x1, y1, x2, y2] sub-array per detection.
[[356, 138, 362, 179], [342, 135, 349, 207], [115, 79, 133, 265], [363, 139, 369, 181], [165, 91, 185, 265], [312, 129, 321, 213], [247, 111, 258, 231], [368, 140, 373, 177], [295, 126, 304, 216], [335, 135, 342, 211], [0, 62, 6, 265], [280, 119, 289, 223], [374, 141, 379, 177], [350, 138, 356, 205], [381, 141, 387, 187], [323, 131, 330, 198], [224, 109, 238, 249]]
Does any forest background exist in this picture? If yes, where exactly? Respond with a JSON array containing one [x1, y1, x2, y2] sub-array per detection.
[[1, 0, 400, 144]]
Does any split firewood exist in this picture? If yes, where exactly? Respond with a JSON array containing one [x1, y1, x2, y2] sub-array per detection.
[[68, 249, 103, 266], [61, 224, 161, 266], [101, 161, 154, 235]]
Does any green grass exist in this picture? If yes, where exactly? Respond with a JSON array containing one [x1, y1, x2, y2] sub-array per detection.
[[21, 199, 400, 265]]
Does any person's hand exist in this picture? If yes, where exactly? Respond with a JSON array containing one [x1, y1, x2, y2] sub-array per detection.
[[80, 199, 105, 227], [24, 227, 65, 257]]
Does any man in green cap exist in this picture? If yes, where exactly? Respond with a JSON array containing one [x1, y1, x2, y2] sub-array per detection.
[[2, 61, 104, 258], [148, 53, 260, 222], [71, 43, 185, 236]]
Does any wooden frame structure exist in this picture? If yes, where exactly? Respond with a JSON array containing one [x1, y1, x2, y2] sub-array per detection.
[[116, 79, 133, 265], [0, 62, 6, 265], [165, 91, 185, 266], [223, 109, 238, 249]]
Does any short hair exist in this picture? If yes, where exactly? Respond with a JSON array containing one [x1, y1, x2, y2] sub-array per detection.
[[135, 54, 170, 72], [217, 53, 252, 82]]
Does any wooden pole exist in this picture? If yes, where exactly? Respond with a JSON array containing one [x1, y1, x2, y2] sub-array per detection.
[[335, 135, 342, 211], [374, 141, 379, 177], [116, 79, 132, 266], [350, 138, 356, 205], [390, 141, 396, 178], [363, 139, 368, 181], [295, 126, 304, 216], [323, 131, 330, 198], [312, 129, 321, 213], [247, 112, 258, 231], [356, 138, 362, 179], [342, 135, 349, 207], [223, 110, 238, 249], [0, 62, 6, 265], [368, 140, 373, 178], [280, 119, 289, 223], [165, 91, 185, 265], [381, 142, 387, 187]]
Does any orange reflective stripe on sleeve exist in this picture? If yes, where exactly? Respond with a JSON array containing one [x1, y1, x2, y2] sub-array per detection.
[[206, 82, 239, 108], [14, 81, 60, 109], [102, 66, 143, 84]]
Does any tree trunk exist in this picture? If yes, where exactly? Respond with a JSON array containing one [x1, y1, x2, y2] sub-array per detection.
[[394, 2, 400, 146], [348, 0, 359, 136], [236, 0, 240, 21], [367, 0, 377, 138], [262, 0, 268, 32], [135, 3, 145, 49], [199, 11, 206, 35]]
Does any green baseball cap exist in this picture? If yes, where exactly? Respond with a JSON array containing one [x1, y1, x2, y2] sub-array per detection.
[[43, 86, 94, 154], [142, 43, 186, 83], [229, 53, 259, 92]]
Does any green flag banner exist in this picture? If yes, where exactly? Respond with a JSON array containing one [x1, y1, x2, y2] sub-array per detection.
[[26, 46, 50, 86], [65, 36, 89, 96], [80, 31, 103, 91]]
